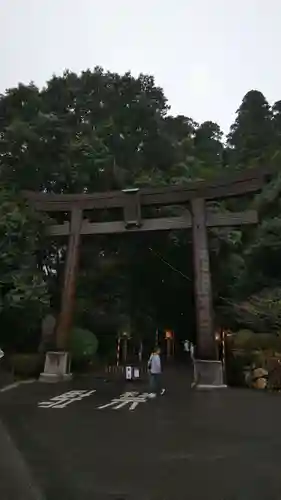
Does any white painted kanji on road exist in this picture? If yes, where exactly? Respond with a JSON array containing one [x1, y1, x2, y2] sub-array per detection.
[[38, 389, 96, 409], [98, 391, 151, 411]]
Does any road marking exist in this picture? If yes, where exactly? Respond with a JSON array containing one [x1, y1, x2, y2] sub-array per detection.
[[98, 391, 151, 411], [0, 382, 19, 393], [0, 379, 36, 393], [38, 389, 96, 408]]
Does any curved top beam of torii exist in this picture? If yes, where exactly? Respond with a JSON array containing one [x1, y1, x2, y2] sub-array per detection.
[[23, 166, 271, 212]]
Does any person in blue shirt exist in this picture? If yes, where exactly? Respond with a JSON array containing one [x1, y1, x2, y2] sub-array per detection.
[[147, 347, 165, 397]]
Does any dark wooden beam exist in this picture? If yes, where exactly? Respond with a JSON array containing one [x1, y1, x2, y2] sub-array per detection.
[[55, 208, 82, 350], [47, 210, 258, 236], [207, 209, 258, 226], [48, 222, 70, 236], [23, 178, 262, 211], [48, 214, 191, 235], [23, 166, 269, 212], [192, 198, 217, 360]]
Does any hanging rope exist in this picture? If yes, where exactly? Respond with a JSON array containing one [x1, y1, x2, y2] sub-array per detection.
[[148, 247, 192, 281], [148, 246, 257, 313]]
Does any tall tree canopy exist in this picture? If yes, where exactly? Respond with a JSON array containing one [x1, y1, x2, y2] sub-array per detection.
[[227, 90, 273, 168], [0, 69, 172, 193]]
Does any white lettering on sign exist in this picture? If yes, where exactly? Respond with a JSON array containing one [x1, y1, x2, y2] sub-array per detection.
[[38, 390, 96, 409], [98, 391, 151, 411]]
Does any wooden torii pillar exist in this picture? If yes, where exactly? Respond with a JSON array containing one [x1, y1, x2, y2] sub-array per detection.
[[56, 207, 83, 350], [191, 198, 221, 387], [25, 167, 268, 385], [192, 198, 216, 360]]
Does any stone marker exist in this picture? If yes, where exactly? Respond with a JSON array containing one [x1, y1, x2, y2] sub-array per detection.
[[39, 351, 72, 383]]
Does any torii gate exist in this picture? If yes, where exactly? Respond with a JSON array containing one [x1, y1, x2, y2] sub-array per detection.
[[25, 167, 269, 387]]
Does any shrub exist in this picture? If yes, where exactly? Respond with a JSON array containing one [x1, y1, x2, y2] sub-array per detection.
[[225, 350, 254, 387], [69, 327, 98, 371], [226, 329, 281, 387], [231, 330, 281, 353], [10, 353, 44, 378], [231, 329, 255, 350]]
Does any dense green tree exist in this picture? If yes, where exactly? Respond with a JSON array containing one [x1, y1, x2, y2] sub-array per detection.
[[271, 100, 281, 165], [1, 70, 281, 354], [227, 90, 273, 167], [194, 121, 223, 169], [0, 69, 173, 193], [0, 187, 49, 350], [214, 171, 281, 332]]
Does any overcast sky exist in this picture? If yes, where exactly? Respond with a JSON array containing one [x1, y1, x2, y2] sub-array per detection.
[[1, 0, 281, 133]]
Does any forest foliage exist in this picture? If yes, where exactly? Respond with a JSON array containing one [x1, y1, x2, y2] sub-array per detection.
[[1, 67, 281, 350]]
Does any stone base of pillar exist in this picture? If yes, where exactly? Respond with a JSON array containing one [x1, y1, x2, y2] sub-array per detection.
[[192, 359, 227, 389], [39, 351, 72, 383]]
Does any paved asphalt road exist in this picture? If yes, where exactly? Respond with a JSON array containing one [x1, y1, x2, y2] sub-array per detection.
[[1, 367, 281, 499]]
